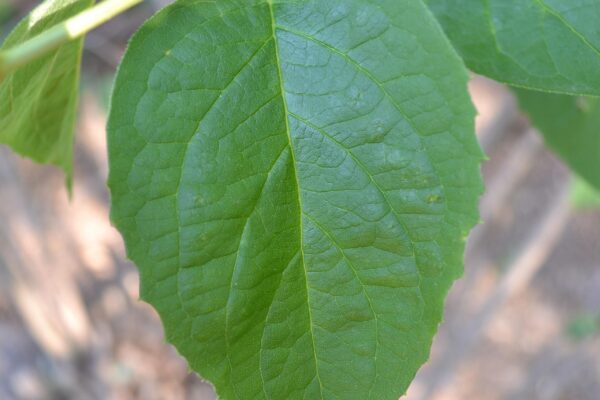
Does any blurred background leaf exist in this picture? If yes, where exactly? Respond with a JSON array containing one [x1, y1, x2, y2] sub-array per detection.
[[571, 177, 600, 210], [515, 89, 600, 191]]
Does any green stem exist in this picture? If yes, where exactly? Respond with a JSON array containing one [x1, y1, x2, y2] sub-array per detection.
[[0, 0, 144, 80]]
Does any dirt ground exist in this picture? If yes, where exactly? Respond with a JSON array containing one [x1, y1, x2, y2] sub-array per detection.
[[406, 78, 600, 400], [1, 3, 599, 399]]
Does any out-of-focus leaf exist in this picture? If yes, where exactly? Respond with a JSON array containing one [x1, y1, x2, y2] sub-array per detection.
[[515, 89, 600, 190], [571, 177, 600, 209], [0, 0, 93, 187], [427, 0, 600, 96]]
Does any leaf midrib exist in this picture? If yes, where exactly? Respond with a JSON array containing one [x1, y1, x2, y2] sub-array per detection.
[[264, 3, 441, 396], [265, 1, 326, 397]]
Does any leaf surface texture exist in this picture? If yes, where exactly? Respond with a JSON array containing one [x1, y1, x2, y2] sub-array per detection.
[[108, 1, 483, 398], [427, 0, 600, 95]]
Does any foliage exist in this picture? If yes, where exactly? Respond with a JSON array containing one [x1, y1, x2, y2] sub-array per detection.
[[427, 0, 600, 96], [107, 1, 482, 397], [567, 313, 600, 341], [0, 0, 92, 188], [0, 3, 14, 30], [571, 177, 600, 210], [515, 90, 600, 190], [0, 0, 599, 398]]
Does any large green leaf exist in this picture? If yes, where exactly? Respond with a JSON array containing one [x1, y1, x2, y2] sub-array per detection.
[[427, 0, 600, 96], [515, 89, 600, 190], [108, 1, 483, 398], [0, 0, 93, 186]]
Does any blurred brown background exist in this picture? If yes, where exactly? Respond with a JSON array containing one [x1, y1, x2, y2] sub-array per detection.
[[1, 2, 599, 399]]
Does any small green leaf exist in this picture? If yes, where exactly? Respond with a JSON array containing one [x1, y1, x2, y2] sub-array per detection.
[[566, 313, 600, 341], [515, 89, 600, 190], [571, 177, 600, 210], [427, 0, 600, 96], [0, 0, 93, 187], [108, 1, 483, 398]]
